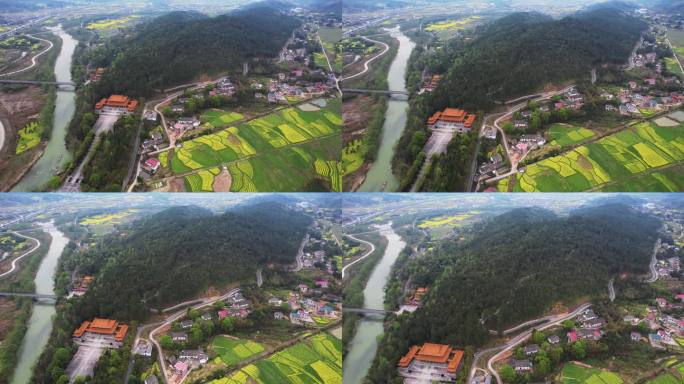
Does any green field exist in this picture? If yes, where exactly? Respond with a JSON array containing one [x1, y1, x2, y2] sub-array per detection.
[[210, 333, 342, 384], [211, 336, 265, 366], [502, 121, 684, 192], [170, 99, 341, 192], [665, 57, 684, 79], [202, 109, 245, 128], [15, 121, 43, 154], [342, 139, 367, 176], [561, 364, 624, 384], [548, 123, 596, 148]]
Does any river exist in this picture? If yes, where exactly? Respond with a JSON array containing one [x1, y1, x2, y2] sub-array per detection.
[[12, 25, 76, 191], [343, 223, 406, 384], [358, 28, 415, 192], [11, 222, 68, 384]]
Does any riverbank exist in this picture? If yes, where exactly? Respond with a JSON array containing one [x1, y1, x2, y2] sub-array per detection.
[[343, 223, 406, 384], [11, 25, 76, 192], [342, 232, 388, 354], [0, 229, 52, 384], [357, 28, 415, 192], [10, 222, 68, 384]]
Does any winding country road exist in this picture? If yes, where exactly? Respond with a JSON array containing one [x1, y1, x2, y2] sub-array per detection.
[[0, 34, 54, 78], [340, 36, 390, 82], [0, 231, 41, 279], [292, 234, 310, 272], [148, 288, 240, 384], [647, 238, 662, 283], [341, 233, 376, 279], [608, 278, 615, 302], [486, 303, 592, 384]]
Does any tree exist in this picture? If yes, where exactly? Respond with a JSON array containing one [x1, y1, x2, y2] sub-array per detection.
[[572, 340, 587, 360], [160, 335, 173, 350], [534, 353, 551, 377], [532, 330, 546, 345], [188, 309, 200, 320], [221, 317, 234, 333], [500, 364, 516, 383]]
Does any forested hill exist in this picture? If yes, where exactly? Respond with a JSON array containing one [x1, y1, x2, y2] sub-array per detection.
[[95, 6, 300, 97], [365, 204, 660, 382], [430, 7, 646, 112], [64, 202, 311, 321]]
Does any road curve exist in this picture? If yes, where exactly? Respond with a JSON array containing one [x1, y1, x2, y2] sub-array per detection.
[[149, 288, 240, 383], [0, 231, 41, 279], [646, 238, 662, 283], [341, 233, 376, 279], [487, 303, 592, 384], [0, 34, 54, 78], [340, 36, 390, 82]]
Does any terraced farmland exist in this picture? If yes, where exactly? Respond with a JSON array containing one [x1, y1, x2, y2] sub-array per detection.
[[500, 121, 684, 192], [561, 363, 623, 384], [211, 336, 265, 366], [547, 123, 595, 148], [202, 109, 245, 128], [168, 99, 341, 191], [210, 333, 342, 384]]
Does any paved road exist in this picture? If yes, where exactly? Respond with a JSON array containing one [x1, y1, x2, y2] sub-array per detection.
[[60, 113, 122, 192], [340, 36, 390, 82], [666, 36, 684, 75], [487, 303, 592, 384], [608, 278, 615, 302], [0, 231, 41, 279], [149, 288, 240, 383], [341, 233, 376, 278], [256, 268, 263, 288], [317, 34, 341, 96], [0, 34, 54, 78], [647, 238, 662, 283]]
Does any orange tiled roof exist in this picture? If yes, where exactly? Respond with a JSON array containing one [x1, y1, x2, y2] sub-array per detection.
[[398, 345, 420, 367], [416, 343, 452, 363], [95, 98, 107, 110], [427, 111, 442, 125], [115, 324, 129, 342], [447, 349, 465, 373], [88, 318, 119, 334], [127, 100, 138, 112], [73, 321, 90, 337], [464, 114, 477, 127]]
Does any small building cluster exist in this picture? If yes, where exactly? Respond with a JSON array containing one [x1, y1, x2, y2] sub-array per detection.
[[89, 67, 106, 83], [399, 287, 429, 314], [567, 309, 605, 343], [68, 275, 94, 298], [397, 343, 465, 382], [420, 74, 442, 94]]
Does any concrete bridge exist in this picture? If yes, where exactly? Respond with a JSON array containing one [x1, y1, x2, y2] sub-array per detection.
[[341, 88, 409, 98], [0, 291, 58, 300], [0, 79, 77, 89], [343, 307, 391, 316]]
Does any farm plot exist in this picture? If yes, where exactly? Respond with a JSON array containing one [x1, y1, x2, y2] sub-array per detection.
[[211, 336, 265, 366], [210, 333, 341, 384], [504, 122, 684, 192], [561, 363, 623, 384], [202, 109, 245, 128], [548, 123, 595, 148], [184, 167, 221, 192], [16, 121, 43, 154], [169, 100, 340, 174]]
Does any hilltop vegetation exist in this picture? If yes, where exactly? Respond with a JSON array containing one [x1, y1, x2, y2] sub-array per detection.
[[365, 204, 660, 382], [393, 7, 647, 187], [56, 202, 311, 320], [95, 7, 300, 97]]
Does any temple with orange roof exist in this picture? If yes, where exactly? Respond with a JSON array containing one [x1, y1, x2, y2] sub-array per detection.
[[398, 342, 465, 382], [73, 318, 129, 346], [427, 108, 477, 133], [95, 95, 138, 114]]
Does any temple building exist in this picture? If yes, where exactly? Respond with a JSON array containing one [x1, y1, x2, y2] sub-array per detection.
[[427, 108, 477, 133], [95, 95, 138, 114], [73, 318, 129, 347], [398, 343, 464, 383]]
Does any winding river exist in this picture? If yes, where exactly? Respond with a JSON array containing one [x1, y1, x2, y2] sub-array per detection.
[[11, 222, 68, 384], [358, 28, 415, 192], [343, 223, 406, 384], [12, 25, 76, 191]]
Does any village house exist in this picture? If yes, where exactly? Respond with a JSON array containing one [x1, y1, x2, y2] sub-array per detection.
[[180, 320, 193, 329], [524, 344, 539, 356], [483, 126, 497, 140], [134, 340, 153, 357], [274, 311, 286, 320], [547, 335, 560, 345], [170, 331, 188, 343], [631, 332, 642, 342], [144, 375, 159, 384], [142, 158, 161, 175], [178, 349, 208, 365], [269, 297, 283, 306], [510, 359, 533, 373], [427, 108, 477, 133], [518, 134, 546, 147]]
